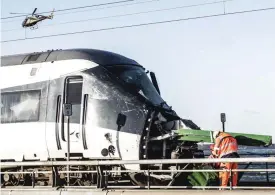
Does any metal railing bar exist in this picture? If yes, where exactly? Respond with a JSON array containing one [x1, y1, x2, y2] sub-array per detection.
[[58, 170, 97, 173], [108, 185, 275, 189], [62, 186, 97, 189], [1, 171, 52, 174], [3, 168, 275, 175], [3, 185, 275, 190], [0, 187, 55, 190], [1, 157, 275, 167], [107, 169, 275, 173]]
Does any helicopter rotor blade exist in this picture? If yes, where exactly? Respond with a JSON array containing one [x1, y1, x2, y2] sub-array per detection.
[[32, 8, 37, 15], [10, 12, 30, 15]]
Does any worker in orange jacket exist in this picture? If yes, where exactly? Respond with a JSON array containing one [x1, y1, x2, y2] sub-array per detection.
[[212, 131, 239, 188]]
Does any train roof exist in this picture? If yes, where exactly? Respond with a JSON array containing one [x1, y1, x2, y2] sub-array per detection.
[[0, 48, 141, 67]]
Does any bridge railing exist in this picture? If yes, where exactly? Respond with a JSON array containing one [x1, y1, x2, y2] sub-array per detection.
[[1, 157, 275, 190]]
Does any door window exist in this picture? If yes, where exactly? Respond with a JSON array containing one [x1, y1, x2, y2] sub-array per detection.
[[63, 77, 83, 142], [65, 77, 83, 124]]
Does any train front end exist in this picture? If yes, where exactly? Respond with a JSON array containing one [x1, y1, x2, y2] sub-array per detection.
[[88, 62, 203, 185]]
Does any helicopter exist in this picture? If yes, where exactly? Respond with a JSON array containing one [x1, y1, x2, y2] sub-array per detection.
[[11, 8, 54, 29]]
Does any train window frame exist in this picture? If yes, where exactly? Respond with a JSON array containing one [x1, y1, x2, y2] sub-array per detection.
[[0, 89, 41, 123], [63, 76, 83, 124], [61, 76, 83, 142]]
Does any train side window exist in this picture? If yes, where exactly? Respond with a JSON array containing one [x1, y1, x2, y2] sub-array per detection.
[[0, 90, 41, 123], [65, 78, 83, 124]]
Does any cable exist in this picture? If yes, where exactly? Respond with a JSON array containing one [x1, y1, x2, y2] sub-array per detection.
[[1, 0, 136, 20], [1, 0, 158, 24], [1, 0, 158, 25], [2, 7, 274, 43], [1, 0, 233, 32], [56, 0, 158, 16]]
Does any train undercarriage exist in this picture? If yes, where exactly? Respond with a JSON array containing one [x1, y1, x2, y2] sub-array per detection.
[[0, 136, 216, 188], [1, 156, 215, 188], [0, 114, 218, 188]]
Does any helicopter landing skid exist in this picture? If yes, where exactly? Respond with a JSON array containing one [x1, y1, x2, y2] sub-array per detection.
[[30, 24, 38, 30]]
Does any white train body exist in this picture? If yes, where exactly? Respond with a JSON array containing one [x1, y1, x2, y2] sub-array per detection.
[[0, 49, 196, 173]]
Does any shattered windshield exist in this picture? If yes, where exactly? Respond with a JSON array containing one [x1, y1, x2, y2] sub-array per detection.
[[106, 65, 165, 106]]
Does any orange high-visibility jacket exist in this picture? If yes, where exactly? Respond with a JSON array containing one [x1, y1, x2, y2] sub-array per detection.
[[213, 132, 238, 158]]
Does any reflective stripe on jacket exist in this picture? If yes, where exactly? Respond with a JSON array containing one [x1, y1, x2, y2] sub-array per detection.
[[214, 132, 238, 158]]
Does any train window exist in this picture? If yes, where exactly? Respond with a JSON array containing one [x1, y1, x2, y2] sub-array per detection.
[[107, 66, 165, 106], [0, 90, 41, 123], [26, 54, 40, 62], [84, 67, 146, 133], [65, 78, 83, 124]]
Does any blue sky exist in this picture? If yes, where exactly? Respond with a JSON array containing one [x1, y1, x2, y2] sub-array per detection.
[[1, 0, 275, 140]]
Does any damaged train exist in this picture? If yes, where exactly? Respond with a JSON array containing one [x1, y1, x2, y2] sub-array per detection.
[[0, 48, 205, 187]]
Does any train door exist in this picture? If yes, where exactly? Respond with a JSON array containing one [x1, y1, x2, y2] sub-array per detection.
[[62, 76, 83, 155]]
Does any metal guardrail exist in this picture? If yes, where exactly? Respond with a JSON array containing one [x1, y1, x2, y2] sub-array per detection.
[[1, 157, 275, 190], [1, 157, 275, 166], [2, 168, 275, 174]]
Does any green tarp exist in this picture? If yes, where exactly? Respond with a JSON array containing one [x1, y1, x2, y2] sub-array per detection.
[[175, 129, 272, 146], [171, 164, 219, 187], [187, 165, 219, 186]]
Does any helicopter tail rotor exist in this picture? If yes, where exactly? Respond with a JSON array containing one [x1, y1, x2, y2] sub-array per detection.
[[49, 9, 54, 19]]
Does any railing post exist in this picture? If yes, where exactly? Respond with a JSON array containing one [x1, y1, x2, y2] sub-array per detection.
[[51, 166, 59, 187], [96, 166, 104, 189], [147, 169, 150, 190], [104, 170, 108, 189], [266, 161, 269, 184], [67, 116, 70, 186], [51, 167, 54, 187], [32, 171, 35, 188], [229, 168, 233, 190]]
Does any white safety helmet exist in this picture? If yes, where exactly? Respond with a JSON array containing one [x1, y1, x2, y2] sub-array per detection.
[[213, 130, 220, 139]]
